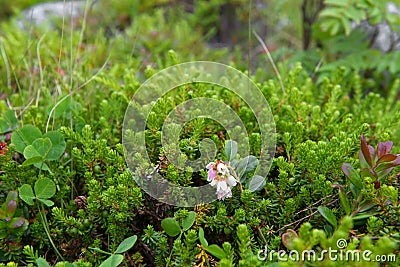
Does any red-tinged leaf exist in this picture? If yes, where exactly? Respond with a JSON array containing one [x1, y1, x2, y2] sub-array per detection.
[[282, 229, 298, 249], [377, 154, 398, 164], [330, 183, 344, 190], [368, 145, 376, 162], [373, 180, 380, 190], [5, 200, 17, 217], [390, 155, 400, 167], [376, 167, 394, 178], [377, 141, 393, 158], [11, 217, 25, 228], [360, 135, 373, 167]]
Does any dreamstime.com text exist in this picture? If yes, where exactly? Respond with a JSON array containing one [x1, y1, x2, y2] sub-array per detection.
[[257, 239, 397, 263]]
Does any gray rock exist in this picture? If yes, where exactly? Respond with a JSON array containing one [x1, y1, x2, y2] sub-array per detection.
[[355, 2, 400, 53], [17, 1, 87, 29]]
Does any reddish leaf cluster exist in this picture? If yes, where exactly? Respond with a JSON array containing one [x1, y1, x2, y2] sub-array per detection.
[[359, 135, 400, 179], [0, 141, 8, 155]]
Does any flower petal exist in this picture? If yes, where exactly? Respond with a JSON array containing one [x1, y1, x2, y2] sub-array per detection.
[[218, 181, 228, 191], [206, 162, 215, 169], [227, 175, 237, 187], [208, 169, 217, 181], [210, 179, 217, 186]]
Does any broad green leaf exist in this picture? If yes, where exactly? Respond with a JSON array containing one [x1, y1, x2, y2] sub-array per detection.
[[37, 198, 54, 207], [198, 227, 208, 248], [115, 235, 137, 254], [34, 178, 56, 199], [224, 140, 238, 161], [5, 200, 17, 217], [352, 212, 378, 221], [318, 206, 337, 228], [338, 190, 351, 215], [11, 125, 42, 154], [19, 184, 35, 205], [2, 191, 18, 216], [247, 175, 266, 192], [205, 244, 226, 259], [341, 163, 363, 189], [22, 156, 43, 166], [36, 257, 51, 267], [236, 155, 258, 180], [181, 211, 196, 231], [99, 254, 124, 267], [43, 131, 66, 160], [161, 217, 181, 237], [10, 217, 26, 229], [47, 97, 71, 119], [0, 110, 17, 134], [34, 162, 51, 172], [4, 191, 18, 207], [23, 138, 52, 160], [358, 201, 376, 213]]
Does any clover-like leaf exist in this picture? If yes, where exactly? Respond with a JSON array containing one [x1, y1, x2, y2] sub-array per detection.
[[37, 199, 54, 207], [19, 184, 35, 206], [22, 156, 43, 166], [23, 138, 52, 161], [115, 235, 137, 254], [43, 131, 66, 160], [36, 257, 51, 267], [34, 178, 56, 199], [0, 109, 17, 134], [11, 125, 42, 154]]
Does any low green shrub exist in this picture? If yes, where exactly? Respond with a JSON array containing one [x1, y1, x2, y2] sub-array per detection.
[[0, 1, 399, 266]]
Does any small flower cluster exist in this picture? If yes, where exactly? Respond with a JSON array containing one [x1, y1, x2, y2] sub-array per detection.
[[0, 141, 8, 155], [206, 160, 237, 200]]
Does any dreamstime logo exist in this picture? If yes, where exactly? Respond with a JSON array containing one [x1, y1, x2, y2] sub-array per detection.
[[257, 238, 397, 263], [122, 61, 276, 207]]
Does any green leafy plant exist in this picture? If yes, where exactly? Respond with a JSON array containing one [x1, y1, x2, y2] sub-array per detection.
[[18, 178, 63, 259], [0, 191, 28, 239], [19, 178, 56, 207], [89, 235, 138, 267], [0, 110, 17, 135], [11, 125, 66, 171]]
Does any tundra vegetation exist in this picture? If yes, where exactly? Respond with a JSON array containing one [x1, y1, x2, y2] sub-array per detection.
[[0, 0, 399, 266]]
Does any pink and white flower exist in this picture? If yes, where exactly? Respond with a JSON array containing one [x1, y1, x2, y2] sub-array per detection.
[[206, 161, 237, 200]]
